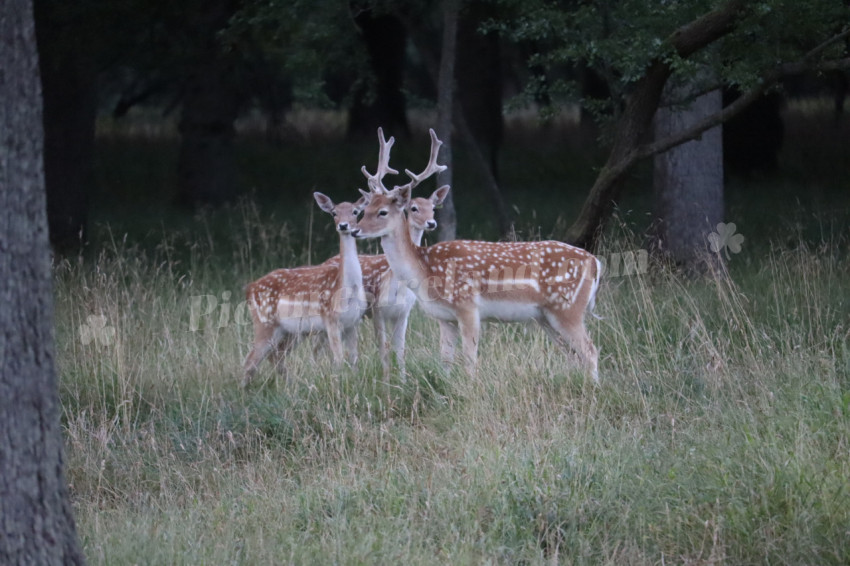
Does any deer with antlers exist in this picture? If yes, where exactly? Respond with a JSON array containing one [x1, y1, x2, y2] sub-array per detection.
[[355, 129, 603, 381], [241, 193, 367, 386], [320, 129, 449, 378]]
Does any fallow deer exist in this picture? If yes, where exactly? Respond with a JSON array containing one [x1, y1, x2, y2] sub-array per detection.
[[355, 129, 603, 381], [241, 193, 367, 386], [318, 129, 449, 377], [321, 186, 449, 378]]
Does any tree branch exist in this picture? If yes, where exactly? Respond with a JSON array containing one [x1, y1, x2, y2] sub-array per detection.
[[566, 0, 752, 249], [655, 25, 850, 135], [638, 54, 850, 160], [803, 26, 850, 62], [667, 0, 748, 57]]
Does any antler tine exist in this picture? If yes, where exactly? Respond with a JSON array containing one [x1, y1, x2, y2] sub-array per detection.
[[361, 127, 399, 194], [397, 128, 447, 193]]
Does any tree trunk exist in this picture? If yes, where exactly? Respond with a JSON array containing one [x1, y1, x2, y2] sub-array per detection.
[[653, 79, 723, 275], [405, 7, 512, 238], [348, 7, 410, 138], [565, 59, 672, 250], [435, 0, 458, 242], [175, 0, 243, 208], [456, 0, 503, 179], [33, 0, 97, 252], [176, 60, 241, 208], [0, 1, 86, 564], [565, 0, 748, 251]]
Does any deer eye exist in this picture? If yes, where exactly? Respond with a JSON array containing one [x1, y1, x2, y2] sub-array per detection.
[[379, 209, 389, 217], [410, 205, 419, 212]]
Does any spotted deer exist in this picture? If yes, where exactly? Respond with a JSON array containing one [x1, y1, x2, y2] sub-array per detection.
[[355, 129, 603, 381], [241, 193, 367, 386], [322, 185, 449, 378], [319, 129, 448, 377]]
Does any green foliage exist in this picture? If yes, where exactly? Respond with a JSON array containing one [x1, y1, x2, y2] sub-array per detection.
[[487, 0, 850, 124], [226, 0, 369, 108]]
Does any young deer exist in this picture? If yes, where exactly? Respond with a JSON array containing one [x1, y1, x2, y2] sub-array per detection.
[[241, 193, 367, 386], [356, 129, 603, 381], [320, 129, 449, 378]]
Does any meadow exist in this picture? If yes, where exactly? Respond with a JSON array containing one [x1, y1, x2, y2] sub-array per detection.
[[57, 105, 850, 564]]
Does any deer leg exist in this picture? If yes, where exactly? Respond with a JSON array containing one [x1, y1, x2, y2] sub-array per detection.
[[242, 324, 284, 387], [456, 309, 481, 377], [269, 334, 300, 381], [390, 311, 410, 381], [438, 320, 458, 370], [543, 310, 599, 382], [374, 310, 390, 377], [312, 332, 327, 356], [325, 320, 345, 366], [342, 325, 359, 366], [539, 319, 578, 359]]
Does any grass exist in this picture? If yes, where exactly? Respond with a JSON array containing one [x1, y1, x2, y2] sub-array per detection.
[[58, 105, 850, 564]]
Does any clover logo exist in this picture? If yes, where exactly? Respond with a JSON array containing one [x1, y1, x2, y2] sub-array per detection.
[[708, 222, 744, 259], [80, 315, 115, 347]]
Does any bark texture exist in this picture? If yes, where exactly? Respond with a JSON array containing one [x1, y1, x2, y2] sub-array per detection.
[[654, 83, 723, 275], [566, 0, 748, 250], [435, 0, 458, 242], [0, 1, 85, 564]]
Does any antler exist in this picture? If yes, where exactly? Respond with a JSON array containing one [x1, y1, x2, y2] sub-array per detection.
[[395, 128, 447, 193], [361, 127, 399, 194]]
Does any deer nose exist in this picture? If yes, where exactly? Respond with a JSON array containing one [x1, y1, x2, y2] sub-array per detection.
[[351, 228, 361, 237], [426, 220, 437, 230], [338, 222, 349, 231]]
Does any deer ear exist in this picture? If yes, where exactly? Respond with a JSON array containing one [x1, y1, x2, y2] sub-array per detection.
[[358, 188, 371, 202], [431, 185, 450, 206], [395, 186, 412, 209], [313, 192, 335, 213]]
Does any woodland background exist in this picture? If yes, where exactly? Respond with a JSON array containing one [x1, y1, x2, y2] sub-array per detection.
[[1, 0, 849, 564]]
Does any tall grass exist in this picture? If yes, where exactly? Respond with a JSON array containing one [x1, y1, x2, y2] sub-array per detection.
[[60, 103, 850, 563], [56, 195, 850, 563]]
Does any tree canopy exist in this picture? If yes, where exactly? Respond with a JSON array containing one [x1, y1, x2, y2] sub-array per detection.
[[31, 0, 850, 242]]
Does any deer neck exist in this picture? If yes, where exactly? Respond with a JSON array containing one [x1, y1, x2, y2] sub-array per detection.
[[409, 225, 425, 246], [380, 216, 427, 285], [337, 233, 363, 289]]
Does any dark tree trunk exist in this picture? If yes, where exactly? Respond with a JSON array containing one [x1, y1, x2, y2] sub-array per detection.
[[176, 61, 241, 207], [348, 7, 410, 138], [456, 0, 503, 180], [0, 1, 86, 564], [566, 0, 748, 251], [653, 81, 724, 275], [435, 0, 458, 242], [33, 0, 97, 252], [565, 58, 673, 250], [175, 0, 243, 208], [406, 6, 511, 237]]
